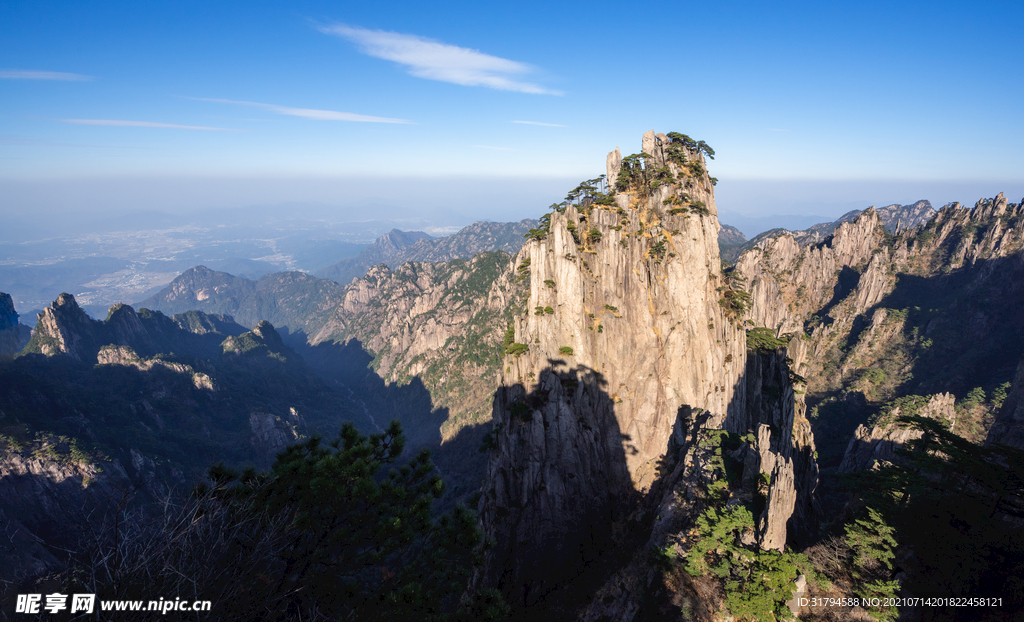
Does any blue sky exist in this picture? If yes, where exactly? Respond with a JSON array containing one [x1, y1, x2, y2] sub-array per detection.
[[2, 0, 1023, 231]]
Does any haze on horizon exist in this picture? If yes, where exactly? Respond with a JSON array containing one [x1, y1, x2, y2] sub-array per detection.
[[2, 0, 1023, 238]]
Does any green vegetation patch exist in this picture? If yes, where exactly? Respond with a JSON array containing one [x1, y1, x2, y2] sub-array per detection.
[[746, 327, 789, 353]]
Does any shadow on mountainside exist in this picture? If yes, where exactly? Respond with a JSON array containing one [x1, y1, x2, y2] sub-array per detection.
[[284, 336, 445, 449], [282, 333, 493, 510], [481, 362, 641, 619], [806, 253, 1024, 475]]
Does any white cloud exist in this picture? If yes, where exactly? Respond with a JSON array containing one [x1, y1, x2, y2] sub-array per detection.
[[512, 120, 566, 127], [193, 98, 412, 123], [320, 24, 561, 95], [62, 119, 243, 131], [1, 69, 93, 81], [475, 145, 516, 151]]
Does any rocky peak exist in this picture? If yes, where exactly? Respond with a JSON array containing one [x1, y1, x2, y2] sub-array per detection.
[[735, 208, 887, 337], [251, 320, 283, 347], [221, 319, 293, 361], [29, 293, 99, 360], [605, 147, 622, 185], [377, 228, 432, 253], [876, 200, 934, 232], [105, 303, 156, 352], [136, 266, 257, 315], [478, 129, 751, 608], [908, 193, 1024, 270]]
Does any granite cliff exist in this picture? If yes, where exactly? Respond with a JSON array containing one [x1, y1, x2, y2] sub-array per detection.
[[313, 251, 524, 441], [731, 193, 1024, 467], [476, 131, 820, 615]]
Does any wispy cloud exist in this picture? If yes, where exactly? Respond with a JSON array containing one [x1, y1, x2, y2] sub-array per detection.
[[1, 70, 93, 81], [192, 97, 412, 123], [62, 119, 243, 131], [319, 24, 561, 95], [512, 120, 565, 127], [0, 135, 142, 148], [475, 145, 516, 151]]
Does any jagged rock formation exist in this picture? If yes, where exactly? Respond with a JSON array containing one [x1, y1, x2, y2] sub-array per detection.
[[248, 407, 304, 455], [477, 131, 818, 613], [730, 193, 1024, 468], [721, 200, 935, 264], [136, 220, 542, 446], [839, 393, 955, 473], [579, 350, 815, 620], [399, 219, 539, 263], [25, 293, 246, 361], [736, 349, 819, 550], [98, 344, 217, 390], [0, 292, 31, 356], [315, 220, 536, 285], [809, 200, 935, 239], [735, 208, 888, 338], [28, 293, 99, 360]]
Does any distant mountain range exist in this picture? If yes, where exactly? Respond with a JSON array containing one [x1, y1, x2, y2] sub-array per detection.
[[315, 219, 537, 285]]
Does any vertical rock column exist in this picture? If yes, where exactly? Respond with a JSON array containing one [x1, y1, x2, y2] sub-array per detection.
[[479, 130, 747, 607]]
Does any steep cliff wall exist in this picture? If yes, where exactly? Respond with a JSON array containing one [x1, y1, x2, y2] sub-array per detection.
[[478, 131, 810, 612], [732, 193, 1024, 466]]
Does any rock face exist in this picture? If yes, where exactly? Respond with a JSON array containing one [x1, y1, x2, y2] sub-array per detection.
[[314, 251, 525, 441], [29, 293, 99, 360], [249, 408, 304, 454], [0, 446, 133, 585], [839, 393, 955, 473], [0, 292, 31, 355], [721, 200, 936, 263], [735, 208, 888, 338], [736, 349, 819, 550], [25, 293, 248, 362], [478, 131, 801, 610]]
